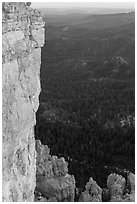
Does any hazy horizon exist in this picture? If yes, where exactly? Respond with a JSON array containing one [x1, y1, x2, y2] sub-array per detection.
[[31, 2, 135, 10]]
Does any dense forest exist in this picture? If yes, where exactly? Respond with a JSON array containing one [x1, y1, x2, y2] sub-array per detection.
[[35, 11, 135, 189]]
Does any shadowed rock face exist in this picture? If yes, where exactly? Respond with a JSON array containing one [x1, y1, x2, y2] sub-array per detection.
[[2, 3, 45, 201], [35, 140, 76, 202]]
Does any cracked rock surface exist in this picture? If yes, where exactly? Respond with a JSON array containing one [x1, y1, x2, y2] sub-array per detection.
[[2, 2, 45, 201]]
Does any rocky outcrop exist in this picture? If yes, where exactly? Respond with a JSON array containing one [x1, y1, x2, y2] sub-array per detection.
[[107, 173, 126, 201], [103, 56, 130, 78], [2, 3, 45, 201], [35, 140, 76, 202], [78, 177, 102, 202], [104, 56, 128, 67], [107, 173, 135, 202], [124, 172, 135, 202], [79, 172, 135, 202]]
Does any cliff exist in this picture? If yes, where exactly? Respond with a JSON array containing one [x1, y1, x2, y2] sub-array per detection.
[[2, 3, 45, 201]]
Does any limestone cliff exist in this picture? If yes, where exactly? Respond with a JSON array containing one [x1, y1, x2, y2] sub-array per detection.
[[2, 3, 45, 201]]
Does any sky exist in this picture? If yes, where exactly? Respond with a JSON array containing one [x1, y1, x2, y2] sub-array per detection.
[[31, 2, 135, 9]]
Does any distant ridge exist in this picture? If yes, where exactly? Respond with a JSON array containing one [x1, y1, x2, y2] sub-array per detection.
[[38, 6, 135, 16]]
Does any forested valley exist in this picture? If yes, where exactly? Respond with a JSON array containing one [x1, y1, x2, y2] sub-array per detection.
[[35, 11, 135, 189]]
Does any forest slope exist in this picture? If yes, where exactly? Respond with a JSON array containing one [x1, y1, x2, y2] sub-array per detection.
[[36, 11, 135, 189]]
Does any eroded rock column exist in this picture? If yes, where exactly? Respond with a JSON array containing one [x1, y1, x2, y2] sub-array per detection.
[[35, 140, 76, 202], [2, 3, 45, 201]]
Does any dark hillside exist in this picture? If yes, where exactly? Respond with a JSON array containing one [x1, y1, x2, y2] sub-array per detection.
[[75, 12, 135, 30], [35, 11, 135, 189]]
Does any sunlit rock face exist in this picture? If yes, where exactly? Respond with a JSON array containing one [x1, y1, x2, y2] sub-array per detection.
[[2, 2, 45, 201]]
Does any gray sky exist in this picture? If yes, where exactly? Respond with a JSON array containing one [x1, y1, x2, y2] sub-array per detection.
[[31, 2, 135, 9]]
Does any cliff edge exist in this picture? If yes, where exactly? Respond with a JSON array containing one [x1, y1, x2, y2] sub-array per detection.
[[2, 2, 45, 201]]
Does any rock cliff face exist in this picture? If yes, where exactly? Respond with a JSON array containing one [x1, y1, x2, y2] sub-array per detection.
[[2, 3, 45, 201]]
